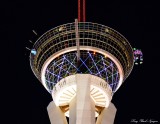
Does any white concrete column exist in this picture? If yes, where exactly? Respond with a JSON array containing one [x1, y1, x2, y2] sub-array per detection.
[[69, 96, 76, 124], [47, 101, 68, 124], [96, 102, 117, 124], [71, 74, 95, 124]]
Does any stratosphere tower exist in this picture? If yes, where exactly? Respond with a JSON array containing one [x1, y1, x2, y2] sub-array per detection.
[[29, 0, 142, 123]]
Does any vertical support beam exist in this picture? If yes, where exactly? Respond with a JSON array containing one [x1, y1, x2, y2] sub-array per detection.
[[75, 19, 80, 66], [69, 74, 95, 124], [76, 74, 95, 124], [96, 102, 117, 124], [69, 96, 76, 124], [47, 101, 68, 124]]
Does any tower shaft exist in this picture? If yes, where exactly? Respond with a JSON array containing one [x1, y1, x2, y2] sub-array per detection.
[[69, 74, 95, 124], [47, 101, 68, 124], [47, 74, 117, 124], [75, 19, 80, 65]]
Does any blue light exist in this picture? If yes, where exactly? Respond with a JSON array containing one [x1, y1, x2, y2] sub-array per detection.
[[45, 51, 120, 93], [95, 68, 106, 75], [88, 52, 102, 77], [63, 55, 80, 72], [31, 49, 36, 55], [111, 62, 114, 84], [46, 69, 63, 78], [78, 55, 90, 69], [80, 58, 92, 74], [65, 56, 77, 76], [56, 64, 71, 75], [101, 57, 109, 82], [57, 57, 65, 82]]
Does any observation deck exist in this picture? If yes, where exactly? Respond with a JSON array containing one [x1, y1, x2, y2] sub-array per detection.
[[30, 21, 134, 93]]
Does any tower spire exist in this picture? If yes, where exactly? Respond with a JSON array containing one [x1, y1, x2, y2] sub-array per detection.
[[78, 0, 86, 22]]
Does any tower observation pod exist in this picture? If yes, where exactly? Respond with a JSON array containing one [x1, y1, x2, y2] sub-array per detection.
[[29, 0, 134, 124]]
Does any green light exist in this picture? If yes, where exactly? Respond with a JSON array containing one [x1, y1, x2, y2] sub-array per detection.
[[140, 62, 143, 64], [133, 48, 136, 50], [85, 59, 102, 73]]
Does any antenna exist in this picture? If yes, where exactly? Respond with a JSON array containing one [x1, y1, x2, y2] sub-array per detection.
[[29, 40, 33, 44], [25, 47, 31, 51], [32, 30, 38, 35], [78, 0, 86, 22]]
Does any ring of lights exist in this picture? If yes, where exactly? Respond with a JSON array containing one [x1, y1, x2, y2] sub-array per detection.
[[41, 46, 124, 93]]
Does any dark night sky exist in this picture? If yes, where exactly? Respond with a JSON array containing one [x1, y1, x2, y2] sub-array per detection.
[[2, 0, 160, 123]]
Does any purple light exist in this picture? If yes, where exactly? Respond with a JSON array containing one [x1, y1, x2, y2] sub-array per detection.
[[63, 55, 80, 71], [88, 52, 102, 77], [57, 57, 65, 82], [133, 49, 143, 65], [64, 55, 77, 76], [46, 69, 62, 78], [78, 55, 90, 69], [80, 58, 92, 74]]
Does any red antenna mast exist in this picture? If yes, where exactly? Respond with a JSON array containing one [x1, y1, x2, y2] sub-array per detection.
[[78, 0, 86, 22]]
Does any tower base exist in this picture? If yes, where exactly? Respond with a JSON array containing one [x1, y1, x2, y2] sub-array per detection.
[[96, 103, 117, 124], [47, 74, 116, 124], [47, 102, 116, 124], [47, 101, 68, 124]]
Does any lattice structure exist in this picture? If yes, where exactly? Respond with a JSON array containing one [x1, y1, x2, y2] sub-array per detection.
[[45, 51, 119, 92], [30, 22, 134, 87]]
